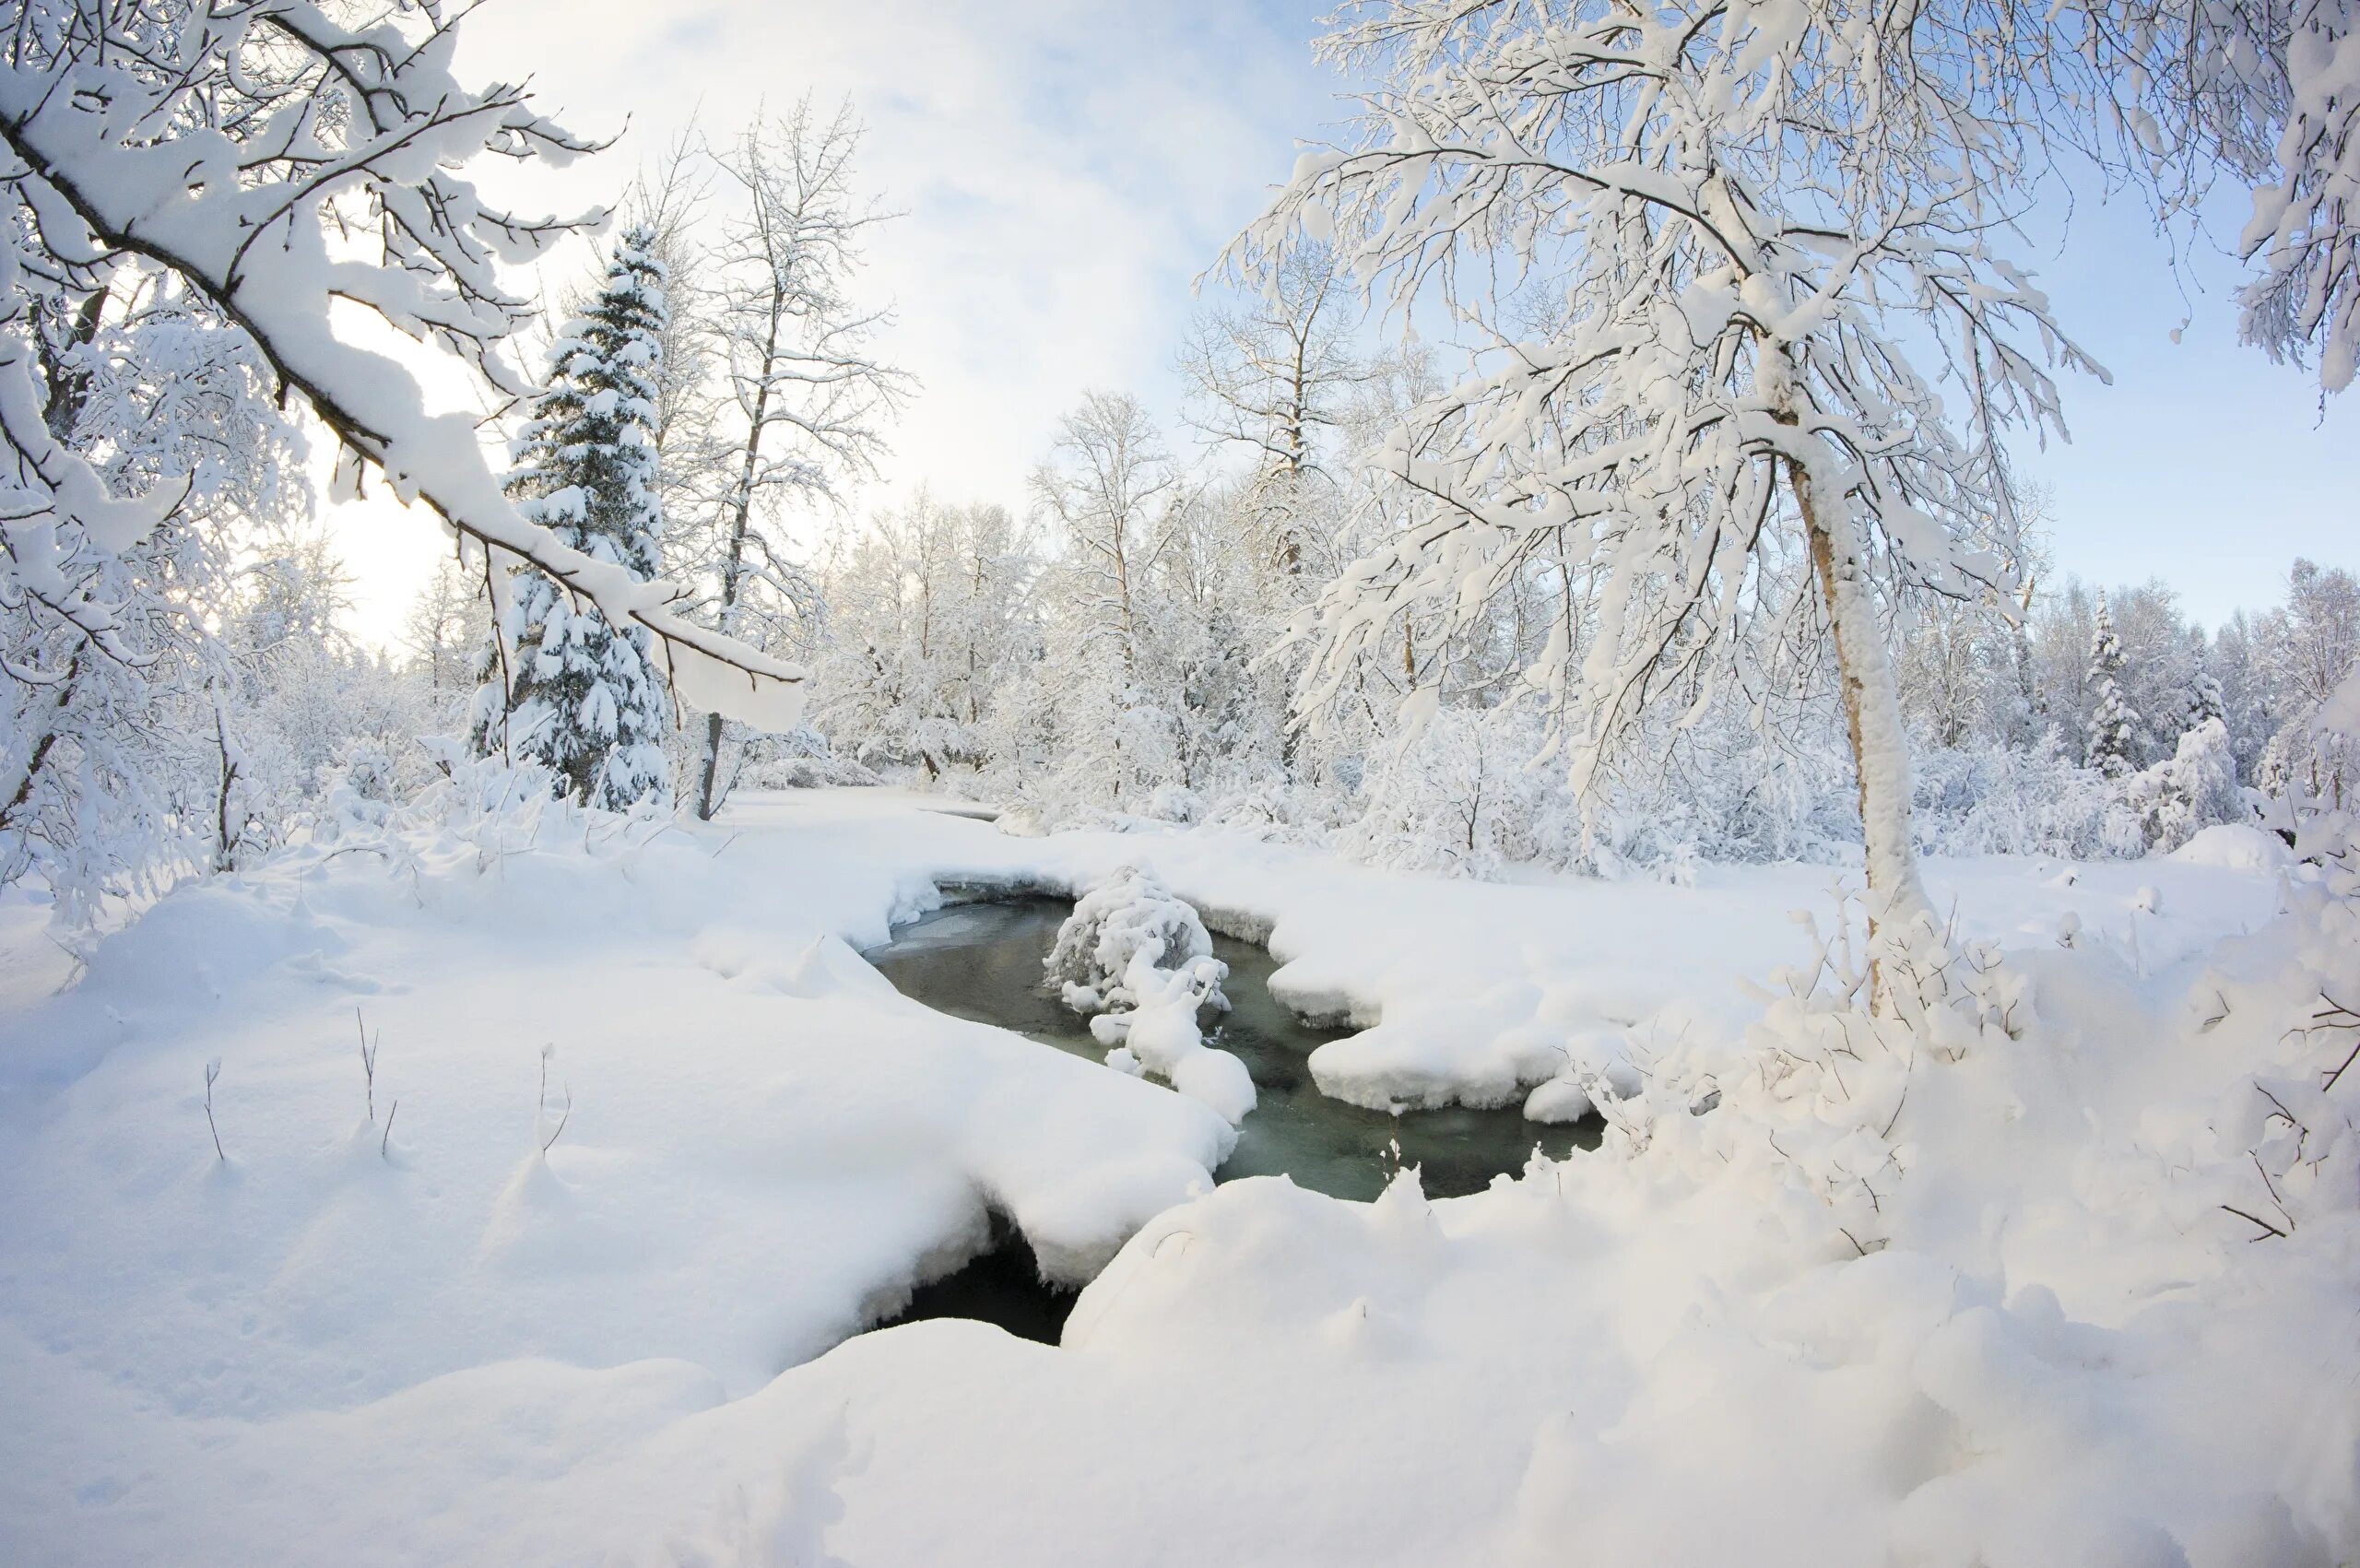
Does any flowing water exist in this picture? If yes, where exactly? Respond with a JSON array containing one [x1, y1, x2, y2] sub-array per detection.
[[863, 896, 1599, 1341]]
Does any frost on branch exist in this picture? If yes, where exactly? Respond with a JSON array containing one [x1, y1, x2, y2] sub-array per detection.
[[0, 0, 806, 732]]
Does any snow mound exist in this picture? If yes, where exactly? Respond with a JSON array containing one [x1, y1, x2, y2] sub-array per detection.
[[1046, 865, 1257, 1125], [1091, 954, 1257, 1126], [1045, 863, 1228, 1014], [2167, 822, 2292, 870]]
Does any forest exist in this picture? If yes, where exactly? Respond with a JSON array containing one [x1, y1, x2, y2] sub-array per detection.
[[1, 1, 2356, 1564]]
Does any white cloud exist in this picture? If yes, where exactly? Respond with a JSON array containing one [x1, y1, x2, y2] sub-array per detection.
[[320, 2, 2353, 651], [330, 0, 1339, 647]]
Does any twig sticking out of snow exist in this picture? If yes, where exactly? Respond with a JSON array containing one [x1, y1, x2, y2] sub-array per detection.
[[382, 1100, 399, 1162], [537, 1044, 572, 1156], [356, 1006, 380, 1123], [2318, 994, 2360, 1092], [203, 1058, 224, 1162]]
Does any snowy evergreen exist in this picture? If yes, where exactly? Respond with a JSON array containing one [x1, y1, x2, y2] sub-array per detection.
[[2083, 595, 2145, 780], [2185, 659, 2227, 732], [475, 227, 675, 812]]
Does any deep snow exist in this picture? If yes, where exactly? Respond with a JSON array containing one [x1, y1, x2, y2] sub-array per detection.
[[0, 789, 2348, 1565]]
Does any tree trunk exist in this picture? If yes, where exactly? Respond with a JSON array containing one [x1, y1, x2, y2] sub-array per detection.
[[695, 300, 779, 823], [0, 655, 79, 833], [1790, 455, 1930, 1008]]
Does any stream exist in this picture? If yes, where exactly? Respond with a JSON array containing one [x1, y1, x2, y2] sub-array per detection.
[[863, 896, 1600, 1341]]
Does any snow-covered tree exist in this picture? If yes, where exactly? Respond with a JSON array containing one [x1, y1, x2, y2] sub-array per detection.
[[1239, 0, 2095, 973], [2186, 654, 2228, 733], [811, 495, 1039, 779], [2121, 716, 2245, 852], [1028, 393, 1190, 813], [2270, 558, 2360, 707], [681, 101, 912, 819], [476, 227, 673, 811], [0, 1, 808, 733], [0, 251, 297, 919], [404, 554, 495, 705], [2083, 595, 2145, 780], [1181, 242, 1370, 586]]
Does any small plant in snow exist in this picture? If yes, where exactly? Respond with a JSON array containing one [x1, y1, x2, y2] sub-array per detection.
[[2209, 814, 2360, 1244], [536, 1043, 572, 1156], [202, 1058, 224, 1163], [355, 1007, 379, 1123]]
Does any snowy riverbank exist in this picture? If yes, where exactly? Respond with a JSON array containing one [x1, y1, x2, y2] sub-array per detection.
[[0, 788, 2347, 1564]]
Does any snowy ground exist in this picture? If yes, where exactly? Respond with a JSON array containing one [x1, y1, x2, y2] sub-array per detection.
[[0, 788, 2349, 1565]]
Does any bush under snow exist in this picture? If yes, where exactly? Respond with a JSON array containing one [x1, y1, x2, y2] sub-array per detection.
[[1047, 865, 1255, 1123]]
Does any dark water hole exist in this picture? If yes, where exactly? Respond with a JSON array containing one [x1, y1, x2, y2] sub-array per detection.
[[863, 896, 1600, 1343]]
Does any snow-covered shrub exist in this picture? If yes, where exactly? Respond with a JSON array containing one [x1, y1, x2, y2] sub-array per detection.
[[2257, 669, 2356, 852], [2155, 811, 2360, 1257], [1046, 865, 1252, 1123], [1045, 865, 1228, 1014], [1195, 772, 1341, 847], [1578, 705, 1858, 877], [1338, 702, 1575, 878], [1586, 890, 2029, 1255], [730, 726, 886, 791], [2118, 718, 2246, 854], [1090, 958, 1257, 1125], [1909, 732, 2117, 859]]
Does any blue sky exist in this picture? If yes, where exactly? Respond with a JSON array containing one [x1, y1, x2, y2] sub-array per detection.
[[327, 0, 2352, 644]]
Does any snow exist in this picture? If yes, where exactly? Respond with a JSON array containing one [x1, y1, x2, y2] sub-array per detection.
[[2172, 823, 2295, 871], [1092, 957, 1259, 1126], [1051, 865, 1255, 1124], [0, 787, 2345, 1564]]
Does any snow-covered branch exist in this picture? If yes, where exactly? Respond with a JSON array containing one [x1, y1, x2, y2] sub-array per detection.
[[0, 0, 808, 732]]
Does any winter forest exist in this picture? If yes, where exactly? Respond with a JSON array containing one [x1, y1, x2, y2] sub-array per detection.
[[3, 2, 2359, 1564]]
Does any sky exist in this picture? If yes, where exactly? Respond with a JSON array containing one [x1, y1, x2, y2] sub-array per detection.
[[326, 0, 2355, 649]]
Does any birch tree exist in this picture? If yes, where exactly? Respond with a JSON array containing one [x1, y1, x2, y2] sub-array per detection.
[[1238, 0, 2097, 961], [1031, 392, 1189, 810], [683, 100, 911, 819]]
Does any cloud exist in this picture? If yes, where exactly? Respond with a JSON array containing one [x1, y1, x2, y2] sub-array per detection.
[[330, 0, 1338, 646], [320, 1, 2353, 651]]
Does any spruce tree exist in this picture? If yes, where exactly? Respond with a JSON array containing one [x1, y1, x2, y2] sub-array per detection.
[[2185, 657, 2227, 733], [2083, 594, 2143, 780], [475, 226, 674, 810]]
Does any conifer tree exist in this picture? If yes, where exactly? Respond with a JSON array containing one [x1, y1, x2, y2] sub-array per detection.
[[2186, 659, 2227, 734], [2084, 595, 2144, 780], [474, 227, 674, 810]]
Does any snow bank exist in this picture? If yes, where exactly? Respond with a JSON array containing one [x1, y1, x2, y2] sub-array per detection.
[[638, 835, 2360, 1567], [0, 788, 2324, 1564], [0, 788, 1238, 1563], [2169, 821, 2294, 870]]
